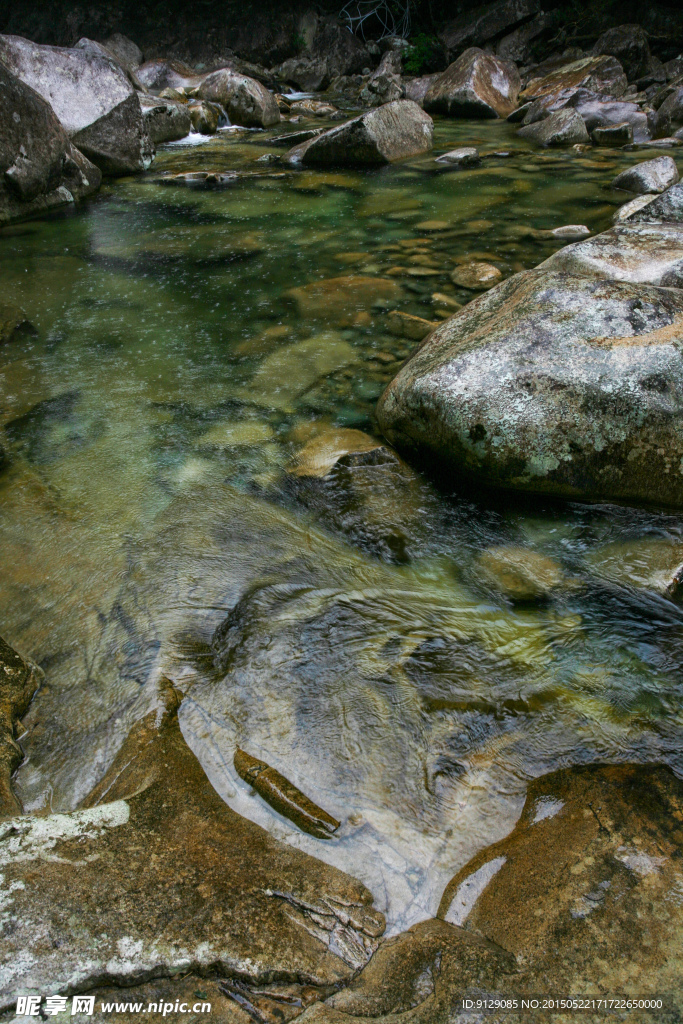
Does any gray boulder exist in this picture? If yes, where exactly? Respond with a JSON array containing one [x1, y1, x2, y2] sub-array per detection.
[[139, 95, 192, 144], [496, 12, 550, 63], [197, 69, 280, 128], [0, 34, 154, 175], [360, 52, 405, 107], [276, 57, 330, 92], [440, 0, 541, 61], [0, 62, 101, 225], [654, 87, 683, 138], [136, 59, 200, 93], [591, 24, 651, 82], [73, 37, 145, 92], [539, 223, 683, 287], [611, 156, 680, 194], [103, 33, 142, 70], [290, 101, 433, 167], [424, 48, 521, 119], [564, 89, 650, 143], [376, 268, 683, 507], [624, 181, 683, 222], [517, 108, 589, 145]]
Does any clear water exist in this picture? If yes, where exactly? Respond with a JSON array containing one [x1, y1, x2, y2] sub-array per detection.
[[2, 115, 683, 932]]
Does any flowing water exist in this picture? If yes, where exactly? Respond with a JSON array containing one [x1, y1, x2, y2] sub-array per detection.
[[2, 114, 683, 933]]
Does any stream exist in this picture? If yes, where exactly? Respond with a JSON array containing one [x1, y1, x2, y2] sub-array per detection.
[[2, 114, 683, 935]]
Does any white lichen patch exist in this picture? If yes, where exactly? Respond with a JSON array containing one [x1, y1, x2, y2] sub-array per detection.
[[531, 797, 565, 824], [614, 846, 666, 877], [0, 801, 130, 868]]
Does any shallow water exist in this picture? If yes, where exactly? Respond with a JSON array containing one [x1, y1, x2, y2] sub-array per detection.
[[2, 113, 683, 932]]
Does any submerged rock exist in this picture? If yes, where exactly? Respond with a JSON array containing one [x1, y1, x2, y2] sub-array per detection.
[[292, 101, 434, 167], [0, 34, 154, 175], [0, 635, 42, 816], [474, 546, 564, 601], [285, 276, 402, 321], [424, 48, 520, 119], [611, 155, 680, 194], [287, 429, 384, 478], [139, 94, 191, 144], [0, 681, 383, 1003], [198, 69, 280, 128], [0, 62, 101, 225], [517, 108, 590, 145], [584, 536, 683, 596], [0, 306, 36, 345], [233, 748, 341, 839], [438, 763, 683, 1016], [451, 261, 502, 290], [376, 269, 683, 507]]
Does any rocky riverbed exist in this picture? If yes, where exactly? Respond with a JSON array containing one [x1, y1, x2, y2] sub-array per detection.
[[2, 5, 683, 1021]]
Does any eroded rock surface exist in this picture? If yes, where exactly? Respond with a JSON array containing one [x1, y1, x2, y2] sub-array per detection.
[[438, 764, 683, 1018], [540, 222, 683, 286], [520, 55, 628, 104], [0, 636, 42, 816], [0, 681, 384, 1006]]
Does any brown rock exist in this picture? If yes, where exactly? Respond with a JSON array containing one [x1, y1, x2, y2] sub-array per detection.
[[424, 48, 521, 119], [520, 55, 628, 104], [0, 680, 384, 1001], [285, 276, 402, 321], [287, 429, 384, 478], [474, 546, 564, 601], [387, 310, 438, 340], [187, 99, 220, 134]]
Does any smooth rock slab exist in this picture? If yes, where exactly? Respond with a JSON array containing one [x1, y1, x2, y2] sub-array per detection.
[[611, 155, 680, 194], [540, 222, 683, 286], [438, 764, 683, 1017], [376, 269, 683, 507], [294, 101, 433, 167], [0, 684, 384, 1006], [424, 47, 520, 119]]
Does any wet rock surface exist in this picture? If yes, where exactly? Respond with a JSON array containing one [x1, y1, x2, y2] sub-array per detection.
[[0, 680, 384, 1006], [0, 636, 42, 817], [438, 764, 683, 1020], [517, 108, 590, 145], [0, 62, 101, 224], [424, 48, 521, 120], [0, 34, 154, 175]]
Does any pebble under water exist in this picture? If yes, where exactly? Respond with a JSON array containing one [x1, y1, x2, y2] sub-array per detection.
[[2, 115, 683, 933]]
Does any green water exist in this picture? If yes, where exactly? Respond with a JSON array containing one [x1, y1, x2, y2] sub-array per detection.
[[2, 115, 683, 930]]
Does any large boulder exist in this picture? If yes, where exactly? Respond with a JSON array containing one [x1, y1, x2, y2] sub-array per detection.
[[102, 32, 143, 70], [0, 34, 154, 175], [591, 24, 651, 82], [197, 68, 280, 128], [276, 56, 331, 92], [424, 47, 521, 119], [517, 108, 589, 145], [135, 58, 200, 93], [440, 0, 541, 61], [611, 156, 680, 195], [376, 267, 683, 507], [521, 55, 628, 104], [0, 62, 101, 225], [565, 89, 650, 143], [291, 101, 433, 167], [624, 181, 683, 222], [73, 37, 144, 92], [139, 94, 192, 144]]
